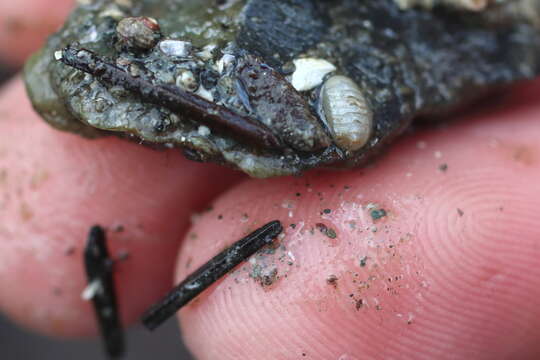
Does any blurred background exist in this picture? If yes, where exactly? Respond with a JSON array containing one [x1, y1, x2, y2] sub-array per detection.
[[0, 313, 193, 359], [0, 63, 13, 84], [0, 64, 193, 360]]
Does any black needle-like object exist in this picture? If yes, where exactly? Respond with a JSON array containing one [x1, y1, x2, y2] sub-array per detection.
[[84, 226, 125, 359], [142, 220, 283, 331]]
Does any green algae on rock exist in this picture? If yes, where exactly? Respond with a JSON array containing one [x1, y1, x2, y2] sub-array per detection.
[[25, 0, 540, 177]]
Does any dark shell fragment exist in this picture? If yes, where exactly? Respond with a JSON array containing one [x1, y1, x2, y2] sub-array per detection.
[[235, 55, 330, 152], [24, 0, 540, 177]]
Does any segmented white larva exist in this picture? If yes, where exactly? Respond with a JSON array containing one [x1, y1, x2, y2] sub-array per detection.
[[321, 75, 373, 152]]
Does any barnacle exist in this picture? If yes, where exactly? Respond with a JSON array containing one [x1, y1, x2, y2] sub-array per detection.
[[24, 0, 540, 177]]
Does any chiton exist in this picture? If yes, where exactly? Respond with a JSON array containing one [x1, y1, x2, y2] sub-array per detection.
[[24, 0, 540, 177]]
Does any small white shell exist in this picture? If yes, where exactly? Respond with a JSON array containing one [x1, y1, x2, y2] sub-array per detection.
[[291, 58, 336, 91], [176, 70, 198, 92], [197, 44, 217, 61], [159, 40, 192, 57], [196, 86, 214, 102], [81, 279, 102, 301], [54, 50, 63, 61], [198, 125, 211, 137], [321, 75, 373, 152], [216, 54, 236, 74]]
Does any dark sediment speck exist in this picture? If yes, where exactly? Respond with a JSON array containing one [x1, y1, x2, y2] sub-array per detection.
[[370, 208, 387, 221], [359, 256, 368, 267], [316, 223, 337, 239], [250, 264, 279, 287], [326, 274, 338, 287]]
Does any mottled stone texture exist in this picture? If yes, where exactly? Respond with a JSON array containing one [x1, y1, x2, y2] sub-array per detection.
[[24, 0, 540, 177]]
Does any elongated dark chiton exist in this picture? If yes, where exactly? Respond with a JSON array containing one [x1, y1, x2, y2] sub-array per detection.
[[25, 0, 540, 177]]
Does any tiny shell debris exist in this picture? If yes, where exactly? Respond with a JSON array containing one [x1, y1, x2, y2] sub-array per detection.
[[394, 0, 494, 11], [176, 70, 198, 91], [197, 44, 217, 61], [291, 58, 336, 91], [116, 16, 161, 50], [217, 54, 235, 74], [287, 251, 296, 262], [198, 125, 211, 136], [159, 40, 192, 57], [195, 86, 214, 102], [81, 279, 102, 301]]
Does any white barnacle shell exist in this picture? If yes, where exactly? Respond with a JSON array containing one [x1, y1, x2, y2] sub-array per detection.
[[321, 75, 373, 152], [198, 125, 211, 137], [197, 44, 218, 61], [196, 85, 214, 102], [291, 58, 336, 91], [54, 50, 63, 61], [216, 54, 236, 74], [159, 40, 192, 57], [176, 70, 198, 92]]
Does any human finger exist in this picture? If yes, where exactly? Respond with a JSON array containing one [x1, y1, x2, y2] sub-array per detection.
[[176, 80, 540, 359], [0, 77, 244, 336]]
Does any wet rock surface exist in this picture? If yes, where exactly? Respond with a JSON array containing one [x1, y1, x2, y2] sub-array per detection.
[[24, 0, 540, 177]]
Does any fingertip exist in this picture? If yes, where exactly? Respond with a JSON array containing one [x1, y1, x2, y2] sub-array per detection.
[[0, 0, 73, 66]]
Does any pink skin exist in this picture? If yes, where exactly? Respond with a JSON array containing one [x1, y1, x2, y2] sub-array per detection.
[[0, 0, 74, 66], [1, 2, 540, 358]]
